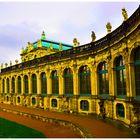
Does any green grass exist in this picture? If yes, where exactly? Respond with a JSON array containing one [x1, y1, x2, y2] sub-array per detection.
[[0, 118, 46, 138]]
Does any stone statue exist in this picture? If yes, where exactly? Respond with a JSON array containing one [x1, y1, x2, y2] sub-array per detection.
[[10, 61, 12, 66], [27, 42, 34, 51], [122, 8, 128, 21], [5, 63, 8, 68], [106, 22, 112, 33], [59, 43, 63, 51], [15, 59, 18, 64], [37, 40, 42, 48], [50, 43, 53, 49], [73, 38, 78, 47], [21, 47, 24, 54], [91, 31, 96, 42], [1, 63, 3, 69]]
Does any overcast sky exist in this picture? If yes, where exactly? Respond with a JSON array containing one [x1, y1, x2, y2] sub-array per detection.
[[0, 1, 139, 64]]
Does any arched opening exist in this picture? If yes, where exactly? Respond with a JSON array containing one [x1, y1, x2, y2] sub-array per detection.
[[115, 55, 126, 98], [80, 100, 89, 111], [134, 46, 140, 97], [12, 77, 15, 95], [24, 75, 28, 96], [51, 99, 57, 107], [64, 68, 73, 96], [32, 74, 37, 95], [17, 96, 20, 104], [32, 97, 36, 105], [79, 65, 91, 96], [17, 76, 21, 94], [40, 72, 47, 97], [6, 78, 9, 94], [116, 103, 125, 118], [51, 71, 59, 96], [98, 61, 109, 97]]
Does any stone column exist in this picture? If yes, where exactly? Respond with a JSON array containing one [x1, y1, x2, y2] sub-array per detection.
[[129, 63, 135, 97], [46, 71, 52, 96], [28, 74, 32, 95], [15, 76, 18, 95], [73, 67, 79, 96], [37, 72, 41, 96], [5, 78, 7, 94], [21, 75, 24, 95], [124, 52, 131, 98], [9, 77, 12, 94], [58, 69, 64, 96], [91, 65, 96, 96]]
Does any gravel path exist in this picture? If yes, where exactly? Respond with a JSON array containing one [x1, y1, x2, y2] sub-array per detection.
[[0, 103, 129, 138]]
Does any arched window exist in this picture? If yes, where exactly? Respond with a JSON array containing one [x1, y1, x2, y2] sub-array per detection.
[[51, 71, 59, 95], [32, 74, 37, 95], [17, 76, 21, 94], [79, 65, 91, 96], [80, 100, 89, 111], [116, 103, 125, 118], [64, 68, 73, 96], [115, 56, 126, 97], [41, 72, 47, 96], [2, 79, 5, 93], [7, 78, 9, 94], [134, 47, 140, 96], [12, 77, 15, 95], [51, 99, 57, 107], [98, 61, 109, 96], [24, 75, 28, 95]]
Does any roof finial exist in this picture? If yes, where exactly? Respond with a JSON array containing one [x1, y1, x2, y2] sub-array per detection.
[[41, 31, 46, 40]]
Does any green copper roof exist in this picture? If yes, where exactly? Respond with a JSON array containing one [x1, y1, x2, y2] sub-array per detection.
[[33, 39, 73, 50]]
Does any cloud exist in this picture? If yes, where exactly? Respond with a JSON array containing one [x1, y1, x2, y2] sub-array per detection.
[[0, 2, 139, 64]]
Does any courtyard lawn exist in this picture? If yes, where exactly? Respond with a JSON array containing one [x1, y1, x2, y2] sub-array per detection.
[[0, 117, 46, 138]]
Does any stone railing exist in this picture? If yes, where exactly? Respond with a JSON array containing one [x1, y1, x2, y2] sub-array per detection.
[[0, 107, 92, 138]]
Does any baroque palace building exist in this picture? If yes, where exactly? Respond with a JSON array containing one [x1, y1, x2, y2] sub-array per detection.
[[0, 5, 140, 126]]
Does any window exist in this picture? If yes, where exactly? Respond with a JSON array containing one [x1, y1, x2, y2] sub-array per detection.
[[18, 76, 21, 94], [98, 62, 109, 95], [115, 56, 126, 97], [80, 100, 89, 111], [12, 77, 15, 94], [51, 71, 59, 95], [24, 75, 28, 95], [79, 66, 91, 96], [41, 72, 47, 96], [116, 103, 125, 118], [64, 68, 73, 96], [32, 74, 37, 95], [134, 47, 140, 96], [52, 99, 57, 107]]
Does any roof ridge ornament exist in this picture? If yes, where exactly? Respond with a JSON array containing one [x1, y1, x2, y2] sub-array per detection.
[[122, 8, 128, 21], [41, 31, 46, 40]]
